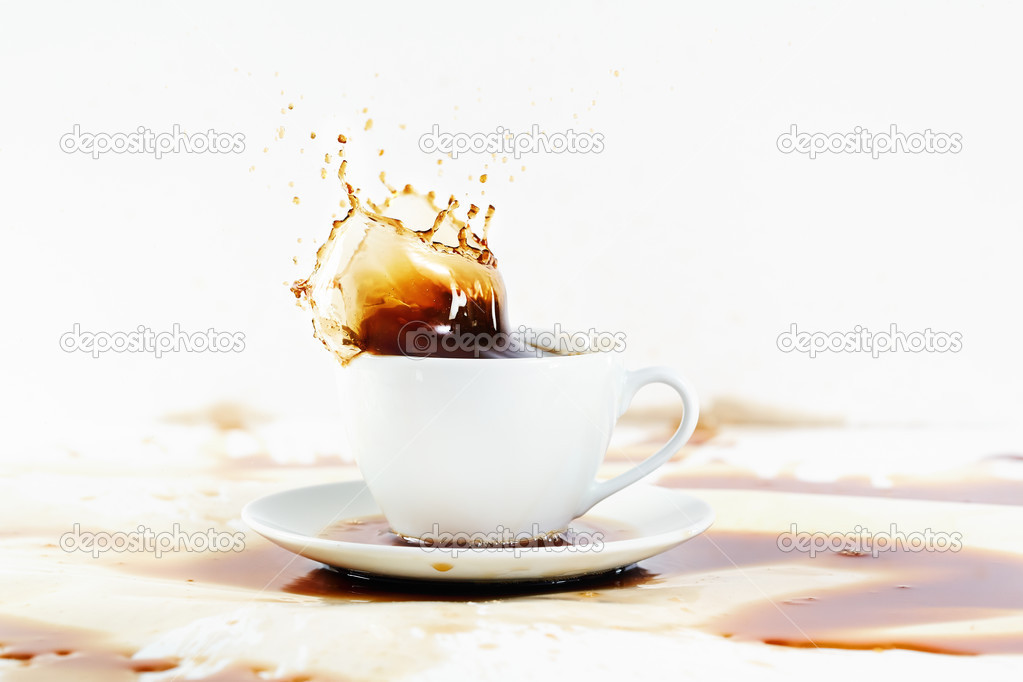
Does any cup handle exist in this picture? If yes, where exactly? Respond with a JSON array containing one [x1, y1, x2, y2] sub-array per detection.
[[574, 366, 699, 517]]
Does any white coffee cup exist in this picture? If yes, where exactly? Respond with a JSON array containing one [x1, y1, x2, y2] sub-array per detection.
[[335, 350, 698, 542]]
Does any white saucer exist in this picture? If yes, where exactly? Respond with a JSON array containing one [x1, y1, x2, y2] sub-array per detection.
[[242, 480, 714, 583]]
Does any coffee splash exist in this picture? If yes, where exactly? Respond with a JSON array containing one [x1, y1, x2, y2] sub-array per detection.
[[291, 135, 509, 364]]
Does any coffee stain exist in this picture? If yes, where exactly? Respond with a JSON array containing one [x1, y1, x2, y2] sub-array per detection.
[[0, 615, 342, 680], [0, 615, 178, 682], [679, 531, 1023, 656], [118, 539, 655, 602], [0, 614, 127, 661], [601, 408, 719, 463], [114, 519, 1023, 656], [161, 403, 272, 432], [118, 514, 645, 602], [706, 397, 844, 427], [319, 514, 639, 547], [142, 401, 1022, 657], [658, 467, 1023, 506]]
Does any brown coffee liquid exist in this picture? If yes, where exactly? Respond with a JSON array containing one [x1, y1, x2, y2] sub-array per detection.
[[0, 613, 333, 680], [319, 514, 637, 547], [659, 530, 1023, 656], [0, 615, 175, 679], [115, 523, 1023, 655], [117, 515, 644, 603], [291, 140, 533, 362]]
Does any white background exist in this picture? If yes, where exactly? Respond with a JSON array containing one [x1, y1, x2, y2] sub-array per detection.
[[2, 0, 1021, 432]]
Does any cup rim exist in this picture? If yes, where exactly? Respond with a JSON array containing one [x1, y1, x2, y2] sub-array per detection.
[[347, 349, 623, 365]]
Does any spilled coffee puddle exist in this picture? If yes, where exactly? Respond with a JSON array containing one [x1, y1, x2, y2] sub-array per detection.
[[658, 462, 1023, 506], [0, 614, 330, 681], [118, 527, 1023, 656], [125, 541, 654, 601], [122, 516, 650, 602], [0, 615, 174, 681], [286, 564, 655, 602], [644, 531, 1023, 656]]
